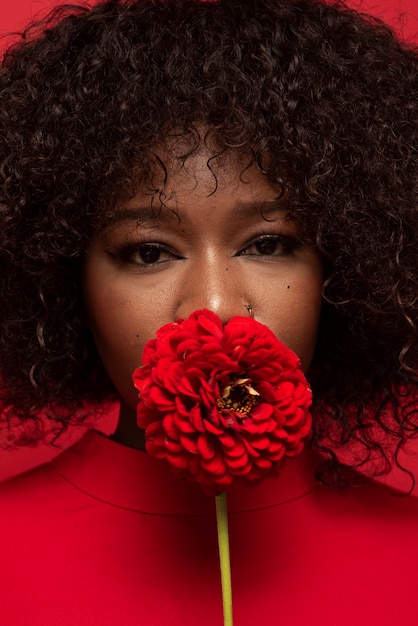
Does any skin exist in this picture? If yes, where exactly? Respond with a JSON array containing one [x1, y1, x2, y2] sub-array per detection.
[[83, 145, 323, 449]]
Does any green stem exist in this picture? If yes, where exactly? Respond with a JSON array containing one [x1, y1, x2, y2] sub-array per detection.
[[215, 491, 233, 626]]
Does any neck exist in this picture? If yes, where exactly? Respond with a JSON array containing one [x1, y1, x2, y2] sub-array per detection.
[[109, 401, 146, 450]]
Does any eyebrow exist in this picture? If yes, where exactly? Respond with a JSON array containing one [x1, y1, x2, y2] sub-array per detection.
[[102, 198, 291, 229]]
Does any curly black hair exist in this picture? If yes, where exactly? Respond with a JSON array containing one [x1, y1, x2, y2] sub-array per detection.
[[0, 0, 417, 483]]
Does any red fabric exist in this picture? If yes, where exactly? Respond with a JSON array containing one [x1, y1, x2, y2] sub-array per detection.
[[1, 428, 418, 625]]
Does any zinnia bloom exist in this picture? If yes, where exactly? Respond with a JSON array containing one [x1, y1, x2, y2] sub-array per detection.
[[133, 309, 312, 494]]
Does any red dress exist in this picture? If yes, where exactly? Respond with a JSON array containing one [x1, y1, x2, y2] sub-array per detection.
[[0, 428, 417, 625]]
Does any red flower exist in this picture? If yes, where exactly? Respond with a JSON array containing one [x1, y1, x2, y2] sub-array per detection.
[[133, 309, 312, 494]]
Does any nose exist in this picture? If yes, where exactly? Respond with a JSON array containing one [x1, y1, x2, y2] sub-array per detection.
[[174, 258, 251, 324]]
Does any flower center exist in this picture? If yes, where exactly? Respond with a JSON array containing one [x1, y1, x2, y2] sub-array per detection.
[[216, 377, 261, 419]]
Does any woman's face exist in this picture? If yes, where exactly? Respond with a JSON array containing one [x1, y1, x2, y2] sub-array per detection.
[[83, 146, 323, 422]]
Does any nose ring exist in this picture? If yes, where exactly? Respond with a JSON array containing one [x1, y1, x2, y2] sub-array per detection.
[[245, 304, 254, 318]]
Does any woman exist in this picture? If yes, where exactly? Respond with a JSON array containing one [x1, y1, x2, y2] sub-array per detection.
[[0, 0, 417, 623]]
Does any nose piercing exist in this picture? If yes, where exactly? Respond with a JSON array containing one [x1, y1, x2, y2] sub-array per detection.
[[245, 304, 254, 318]]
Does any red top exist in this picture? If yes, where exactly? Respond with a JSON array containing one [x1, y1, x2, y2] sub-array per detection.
[[0, 429, 417, 625]]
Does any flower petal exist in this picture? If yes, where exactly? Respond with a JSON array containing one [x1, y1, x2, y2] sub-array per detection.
[[133, 309, 312, 491]]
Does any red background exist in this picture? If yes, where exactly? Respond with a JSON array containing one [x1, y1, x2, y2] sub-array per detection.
[[0, 0, 417, 480], [2, 0, 418, 43]]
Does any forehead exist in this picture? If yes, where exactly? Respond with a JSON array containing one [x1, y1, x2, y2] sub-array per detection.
[[135, 139, 288, 203], [101, 144, 294, 235]]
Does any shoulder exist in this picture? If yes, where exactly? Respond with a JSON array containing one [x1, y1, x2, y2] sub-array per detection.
[[0, 432, 105, 524], [0, 456, 78, 524]]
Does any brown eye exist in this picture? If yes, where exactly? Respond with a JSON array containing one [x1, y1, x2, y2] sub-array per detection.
[[107, 241, 183, 267], [136, 244, 163, 265], [254, 238, 280, 255], [238, 235, 301, 258]]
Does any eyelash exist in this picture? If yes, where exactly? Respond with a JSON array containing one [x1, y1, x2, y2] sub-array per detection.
[[107, 242, 181, 267], [237, 234, 302, 258], [107, 234, 302, 268]]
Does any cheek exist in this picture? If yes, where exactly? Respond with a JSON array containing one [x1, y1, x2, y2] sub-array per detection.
[[279, 295, 322, 372], [83, 272, 159, 409], [258, 276, 322, 372], [89, 305, 146, 406]]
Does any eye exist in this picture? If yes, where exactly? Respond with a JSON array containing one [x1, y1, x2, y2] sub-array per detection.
[[237, 234, 301, 258], [107, 242, 180, 267], [135, 243, 167, 265]]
